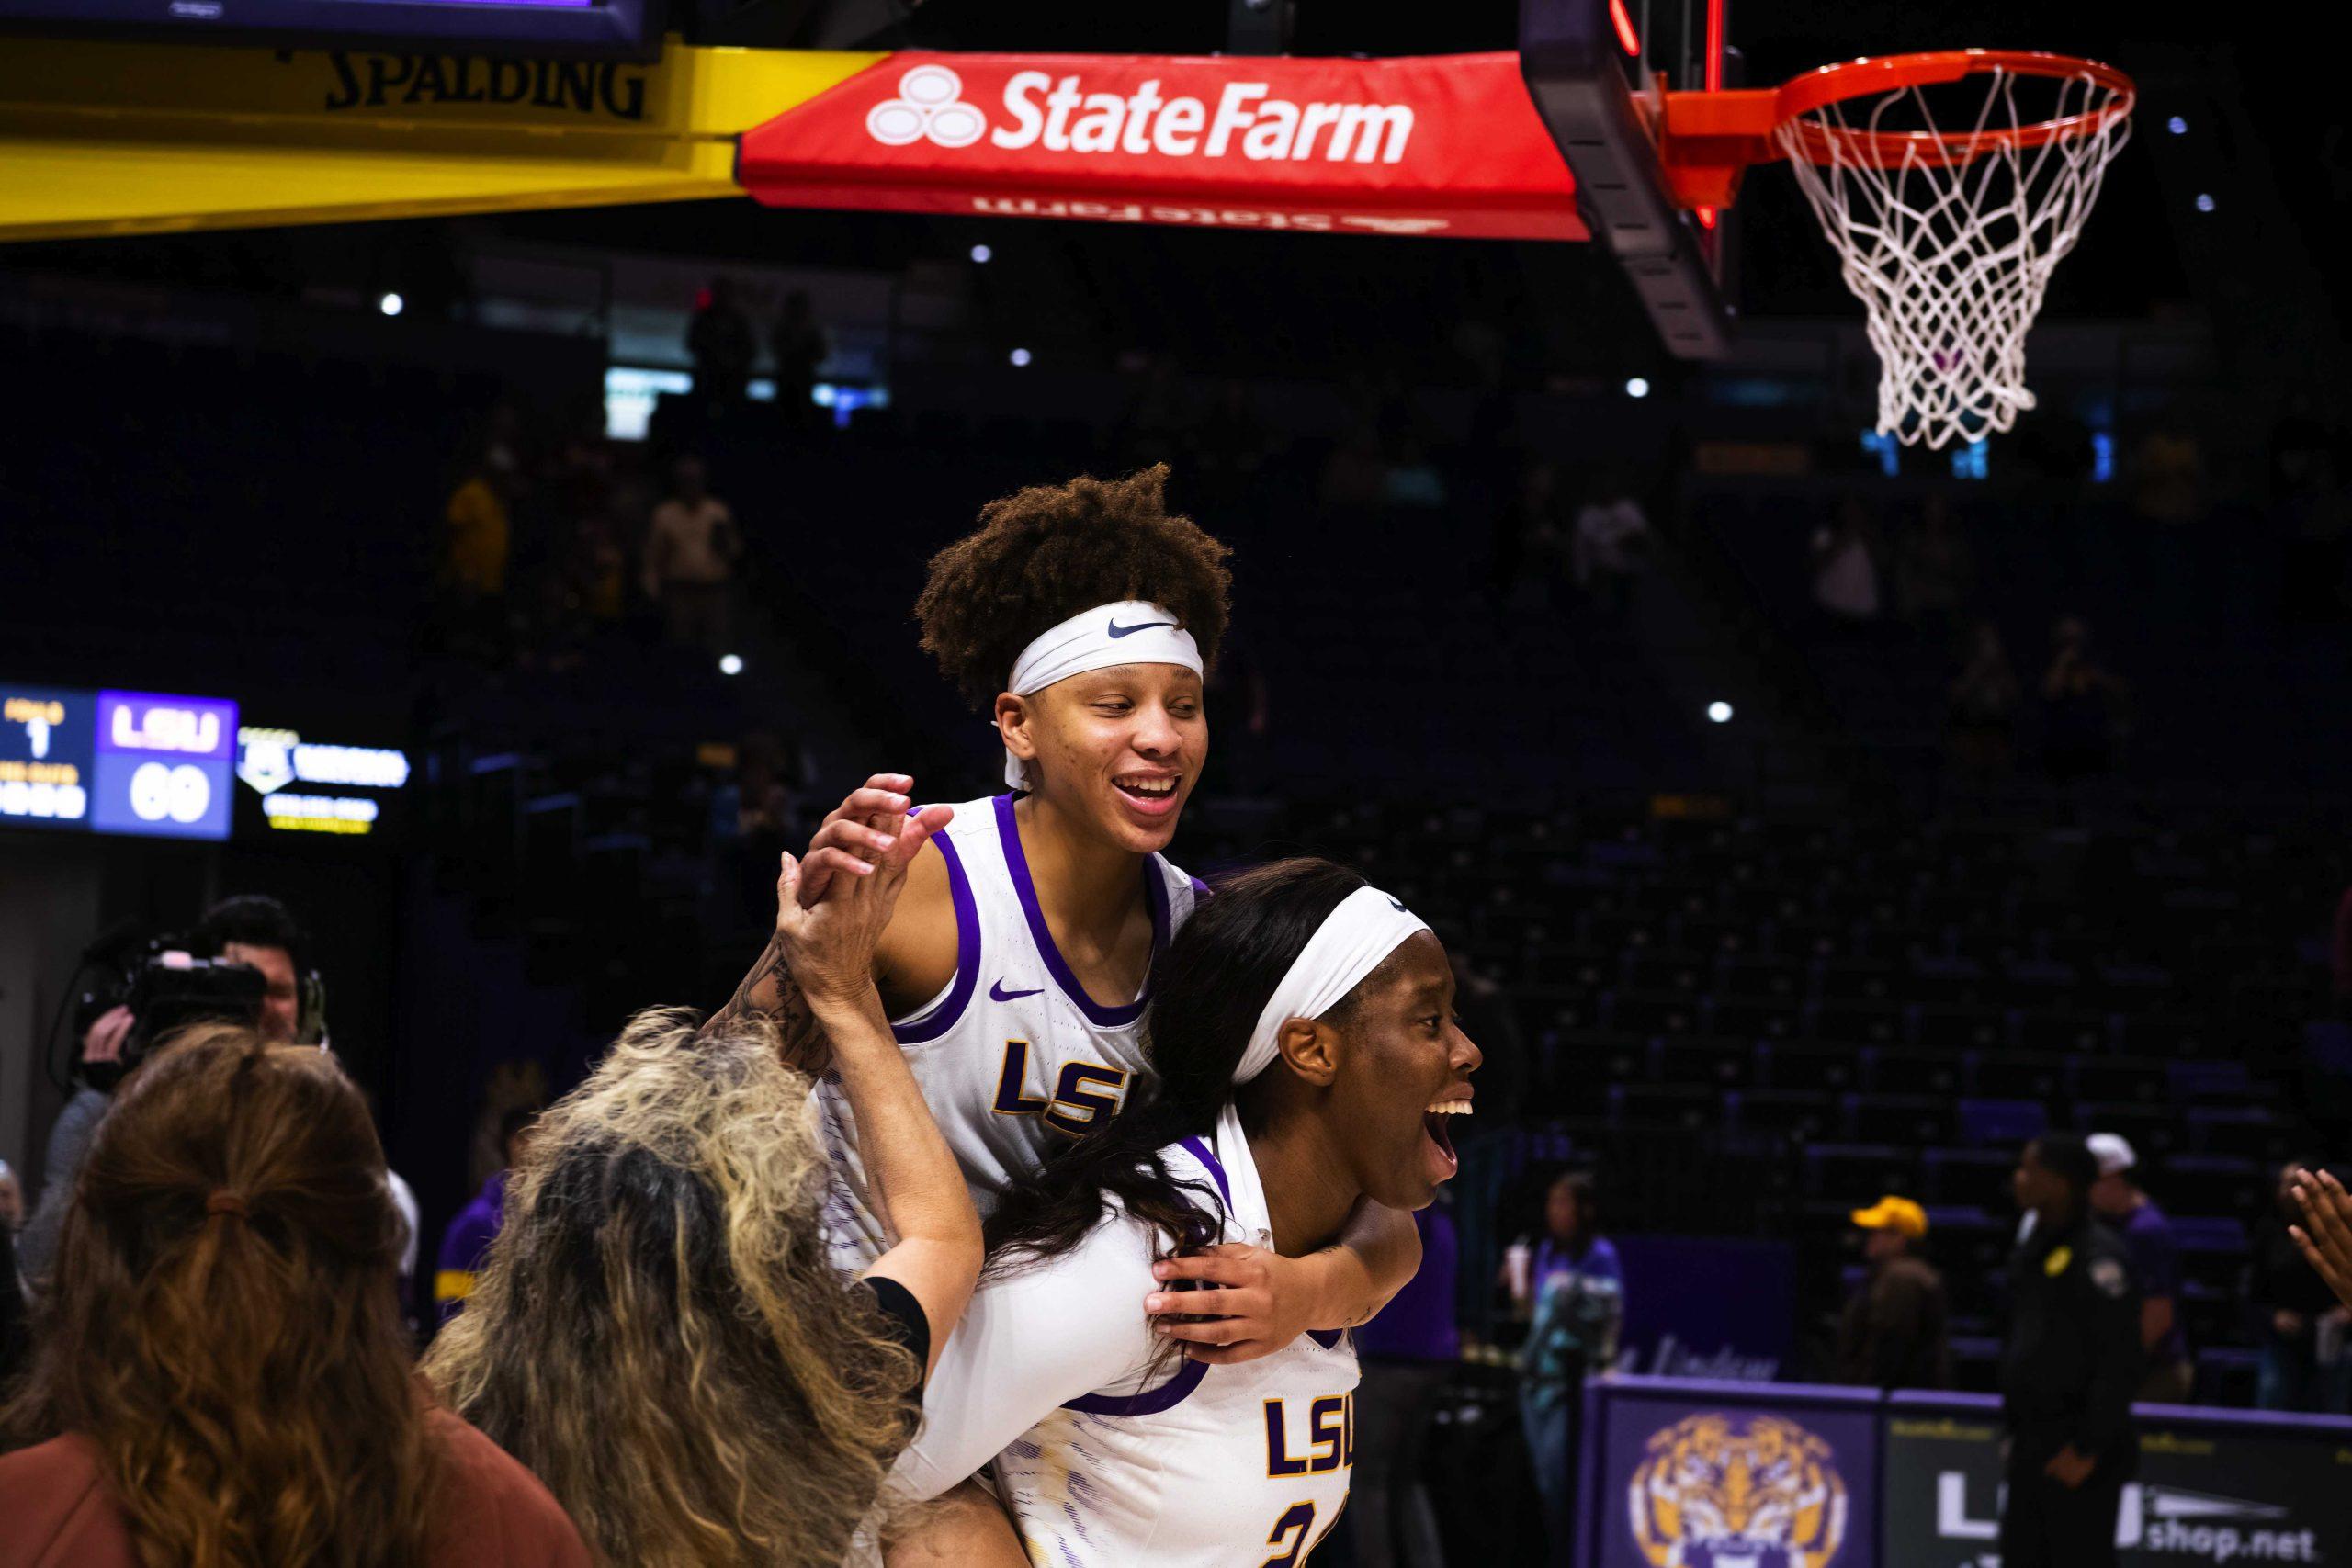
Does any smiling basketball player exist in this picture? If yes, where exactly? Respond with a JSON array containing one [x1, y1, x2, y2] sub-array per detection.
[[706, 465, 1420, 1360], [891, 859, 1481, 1566]]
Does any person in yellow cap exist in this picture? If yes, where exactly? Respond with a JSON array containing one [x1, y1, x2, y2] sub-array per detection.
[[1834, 1195, 1951, 1389]]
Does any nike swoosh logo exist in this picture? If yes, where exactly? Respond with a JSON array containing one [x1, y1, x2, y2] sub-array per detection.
[[1106, 619, 1174, 638], [990, 980, 1045, 1002], [1389, 899, 1408, 912]]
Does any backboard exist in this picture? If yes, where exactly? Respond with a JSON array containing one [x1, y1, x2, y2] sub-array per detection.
[[1519, 0, 1736, 356]]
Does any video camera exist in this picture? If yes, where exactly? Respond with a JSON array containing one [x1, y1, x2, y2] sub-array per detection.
[[59, 927, 309, 1093]]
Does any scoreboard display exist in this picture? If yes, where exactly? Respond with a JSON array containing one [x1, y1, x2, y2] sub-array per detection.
[[0, 684, 96, 827], [1, 685, 237, 840], [2, 680, 410, 847], [0, 0, 660, 60], [232, 721, 411, 840]]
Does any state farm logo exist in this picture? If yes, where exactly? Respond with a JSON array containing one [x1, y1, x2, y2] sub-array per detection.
[[867, 64, 989, 148], [864, 62, 1419, 165]]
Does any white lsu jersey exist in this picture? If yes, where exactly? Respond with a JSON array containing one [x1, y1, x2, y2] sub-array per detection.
[[893, 1102, 1360, 1567], [817, 792, 1204, 1271]]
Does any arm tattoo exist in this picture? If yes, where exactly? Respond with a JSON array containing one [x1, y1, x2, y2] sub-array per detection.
[[704, 937, 831, 1073]]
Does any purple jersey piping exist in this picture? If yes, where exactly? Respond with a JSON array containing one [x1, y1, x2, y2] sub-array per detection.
[[992, 793, 1170, 1028], [1062, 1135, 1229, 1417], [1062, 1357, 1208, 1416], [1177, 1135, 1233, 1207], [888, 813, 980, 1045]]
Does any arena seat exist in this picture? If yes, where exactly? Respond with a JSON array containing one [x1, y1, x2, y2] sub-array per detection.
[[1922, 1148, 2017, 1211], [1758, 1042, 1863, 1093], [1863, 1046, 1965, 1098], [1728, 1090, 1838, 1141], [1956, 1098, 2050, 1147], [1842, 1093, 1955, 1145]]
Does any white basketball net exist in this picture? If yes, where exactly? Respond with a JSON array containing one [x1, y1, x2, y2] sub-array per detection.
[[1776, 67, 2132, 450]]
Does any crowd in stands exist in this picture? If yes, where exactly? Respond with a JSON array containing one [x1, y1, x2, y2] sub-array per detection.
[[10, 291, 2352, 1566]]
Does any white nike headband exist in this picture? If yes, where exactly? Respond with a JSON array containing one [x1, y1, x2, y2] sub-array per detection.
[[1233, 885, 1431, 1086], [1001, 599, 1204, 790]]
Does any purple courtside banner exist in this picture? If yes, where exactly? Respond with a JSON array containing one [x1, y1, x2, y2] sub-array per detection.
[[1610, 1235, 1797, 1381]]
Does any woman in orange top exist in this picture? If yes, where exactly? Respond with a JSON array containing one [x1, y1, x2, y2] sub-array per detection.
[[0, 1025, 588, 1568]]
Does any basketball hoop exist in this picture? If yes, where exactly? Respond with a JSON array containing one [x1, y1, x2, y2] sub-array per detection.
[[1661, 51, 2135, 450]]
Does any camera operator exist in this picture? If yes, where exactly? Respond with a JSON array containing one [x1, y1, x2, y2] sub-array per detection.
[[200, 894, 308, 1048], [17, 896, 382, 1292]]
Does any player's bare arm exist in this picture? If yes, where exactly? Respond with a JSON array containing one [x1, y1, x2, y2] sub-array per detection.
[[1145, 1197, 1421, 1364]]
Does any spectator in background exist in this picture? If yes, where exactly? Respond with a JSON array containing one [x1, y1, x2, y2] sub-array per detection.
[[768, 288, 828, 424], [2001, 1133, 2141, 1568], [2041, 615, 2130, 783], [468, 1060, 551, 1196], [2087, 1134, 2191, 1402], [1811, 493, 1883, 626], [2128, 412, 2204, 529], [1571, 468, 1652, 618], [1836, 1196, 1951, 1390], [567, 510, 628, 631], [2251, 1161, 2351, 1413], [1514, 1172, 1623, 1568], [0, 1026, 589, 1567], [1896, 492, 1973, 635], [643, 455, 741, 654], [435, 1110, 539, 1325], [1497, 457, 1567, 608], [686, 276, 756, 404], [440, 444, 518, 658], [1949, 621, 2021, 787], [1352, 1201, 1459, 1568]]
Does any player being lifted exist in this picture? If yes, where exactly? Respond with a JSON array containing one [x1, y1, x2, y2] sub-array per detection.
[[704, 466, 1421, 1355], [892, 858, 1480, 1564]]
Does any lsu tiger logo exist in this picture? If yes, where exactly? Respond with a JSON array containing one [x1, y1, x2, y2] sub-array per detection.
[[1627, 1413, 1849, 1568]]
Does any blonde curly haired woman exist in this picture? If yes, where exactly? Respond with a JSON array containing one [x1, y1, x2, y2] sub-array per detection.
[[426, 813, 985, 1568]]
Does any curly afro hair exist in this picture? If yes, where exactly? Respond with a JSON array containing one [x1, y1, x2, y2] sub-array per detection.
[[914, 465, 1232, 712]]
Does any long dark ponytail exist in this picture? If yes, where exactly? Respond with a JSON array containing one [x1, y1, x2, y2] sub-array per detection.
[[985, 857, 1367, 1267]]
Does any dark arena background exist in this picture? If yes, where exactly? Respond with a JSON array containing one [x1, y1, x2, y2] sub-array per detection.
[[4, 1, 2352, 1564]]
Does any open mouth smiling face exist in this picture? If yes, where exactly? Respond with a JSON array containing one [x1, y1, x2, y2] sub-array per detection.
[[1018, 663, 1206, 850], [1328, 931, 1480, 1211]]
